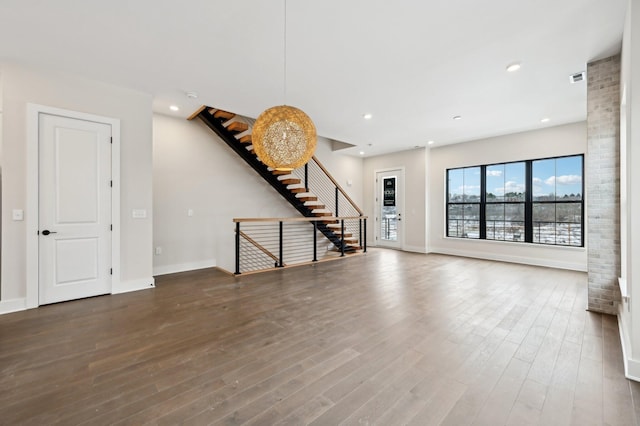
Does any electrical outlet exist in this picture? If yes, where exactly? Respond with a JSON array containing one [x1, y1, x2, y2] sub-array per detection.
[[188, 209, 194, 217], [155, 246, 162, 255], [132, 209, 147, 219]]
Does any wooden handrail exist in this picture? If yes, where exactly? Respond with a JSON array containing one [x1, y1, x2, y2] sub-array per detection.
[[311, 156, 364, 216], [238, 231, 281, 264], [234, 215, 367, 223]]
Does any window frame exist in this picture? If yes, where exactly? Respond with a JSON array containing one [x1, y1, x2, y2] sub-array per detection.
[[446, 154, 584, 247]]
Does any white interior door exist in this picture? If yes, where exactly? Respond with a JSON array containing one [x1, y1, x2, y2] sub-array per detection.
[[38, 113, 112, 305], [375, 169, 403, 249]]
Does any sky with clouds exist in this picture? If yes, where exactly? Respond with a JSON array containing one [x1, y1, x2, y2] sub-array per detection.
[[448, 156, 583, 200]]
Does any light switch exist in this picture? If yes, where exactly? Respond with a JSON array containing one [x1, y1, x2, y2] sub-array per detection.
[[12, 209, 24, 221], [132, 209, 147, 219], [188, 209, 194, 217]]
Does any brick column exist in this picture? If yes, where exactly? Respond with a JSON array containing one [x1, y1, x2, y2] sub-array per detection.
[[586, 55, 621, 314]]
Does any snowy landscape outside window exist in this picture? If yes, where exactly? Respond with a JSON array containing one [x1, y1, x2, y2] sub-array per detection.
[[446, 155, 584, 247]]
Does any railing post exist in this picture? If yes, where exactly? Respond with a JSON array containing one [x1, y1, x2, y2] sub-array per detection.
[[279, 221, 284, 267], [313, 220, 318, 262], [235, 222, 241, 275], [359, 218, 363, 250], [364, 218, 367, 252], [335, 187, 339, 217], [305, 163, 309, 192], [340, 219, 345, 257]]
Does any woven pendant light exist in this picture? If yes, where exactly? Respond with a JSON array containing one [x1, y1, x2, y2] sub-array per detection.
[[252, 105, 316, 172], [252, 0, 317, 172]]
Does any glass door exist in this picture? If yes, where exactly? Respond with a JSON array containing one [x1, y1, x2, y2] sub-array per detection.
[[376, 169, 403, 249]]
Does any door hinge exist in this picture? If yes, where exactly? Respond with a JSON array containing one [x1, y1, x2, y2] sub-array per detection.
[[110, 180, 113, 187], [110, 224, 113, 231], [110, 137, 113, 144], [110, 268, 113, 275]]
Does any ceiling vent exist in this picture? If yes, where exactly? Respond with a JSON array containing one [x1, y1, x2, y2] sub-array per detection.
[[569, 71, 586, 84]]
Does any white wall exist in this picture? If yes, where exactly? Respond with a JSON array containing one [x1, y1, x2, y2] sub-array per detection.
[[314, 140, 364, 209], [363, 148, 428, 253], [619, 0, 640, 381], [429, 122, 588, 271], [0, 63, 154, 311], [152, 114, 364, 274]]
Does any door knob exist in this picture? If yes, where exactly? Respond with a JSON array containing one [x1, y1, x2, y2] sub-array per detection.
[[41, 230, 57, 236]]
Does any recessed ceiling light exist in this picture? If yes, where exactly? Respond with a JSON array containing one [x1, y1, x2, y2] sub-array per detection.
[[427, 140, 434, 145], [169, 105, 180, 112], [359, 151, 365, 155], [541, 117, 550, 123], [453, 115, 462, 120], [363, 113, 372, 120], [506, 63, 521, 72]]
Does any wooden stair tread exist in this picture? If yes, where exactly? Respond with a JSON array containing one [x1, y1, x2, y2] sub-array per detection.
[[238, 135, 252, 144], [312, 211, 333, 217], [213, 110, 236, 121], [280, 178, 301, 185], [272, 169, 290, 175], [331, 231, 353, 237], [297, 196, 318, 202], [305, 203, 325, 209], [289, 187, 307, 193], [226, 121, 249, 134]]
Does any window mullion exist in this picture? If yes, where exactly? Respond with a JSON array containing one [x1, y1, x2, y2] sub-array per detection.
[[525, 160, 533, 243], [480, 165, 486, 239]]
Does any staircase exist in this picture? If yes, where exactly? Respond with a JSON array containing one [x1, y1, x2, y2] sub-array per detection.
[[190, 106, 363, 253]]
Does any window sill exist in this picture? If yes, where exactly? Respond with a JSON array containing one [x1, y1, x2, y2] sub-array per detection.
[[443, 236, 586, 251]]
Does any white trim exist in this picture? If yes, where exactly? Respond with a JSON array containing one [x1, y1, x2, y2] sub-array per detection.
[[0, 298, 27, 315], [373, 167, 406, 250], [618, 309, 640, 382], [429, 246, 587, 271], [153, 259, 217, 276], [403, 245, 428, 254], [112, 277, 155, 294], [26, 104, 121, 308]]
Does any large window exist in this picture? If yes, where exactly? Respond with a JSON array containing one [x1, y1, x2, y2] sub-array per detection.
[[486, 162, 525, 241], [446, 155, 583, 247], [532, 156, 583, 246], [447, 167, 480, 238]]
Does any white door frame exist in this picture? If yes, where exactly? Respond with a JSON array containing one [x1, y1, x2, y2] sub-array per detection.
[[26, 104, 121, 309], [373, 167, 405, 250]]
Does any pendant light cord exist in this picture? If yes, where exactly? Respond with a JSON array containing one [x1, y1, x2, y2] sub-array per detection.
[[283, 0, 287, 105]]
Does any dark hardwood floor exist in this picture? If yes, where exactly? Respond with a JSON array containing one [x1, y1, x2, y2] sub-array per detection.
[[1, 249, 638, 425]]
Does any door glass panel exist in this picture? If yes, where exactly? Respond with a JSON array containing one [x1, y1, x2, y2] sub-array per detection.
[[380, 176, 397, 241]]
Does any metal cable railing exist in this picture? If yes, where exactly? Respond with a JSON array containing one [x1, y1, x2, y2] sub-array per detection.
[[291, 156, 363, 242], [234, 216, 367, 274]]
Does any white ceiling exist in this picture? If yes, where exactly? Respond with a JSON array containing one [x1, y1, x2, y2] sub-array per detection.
[[0, 0, 628, 157]]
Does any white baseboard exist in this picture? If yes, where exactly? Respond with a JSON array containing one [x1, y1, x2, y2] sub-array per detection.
[[153, 259, 217, 276], [0, 298, 27, 315], [618, 309, 640, 382], [112, 277, 155, 294], [403, 245, 428, 254], [429, 246, 586, 271]]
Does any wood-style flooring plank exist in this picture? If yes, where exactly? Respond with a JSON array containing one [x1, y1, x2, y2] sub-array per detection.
[[0, 249, 637, 425]]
